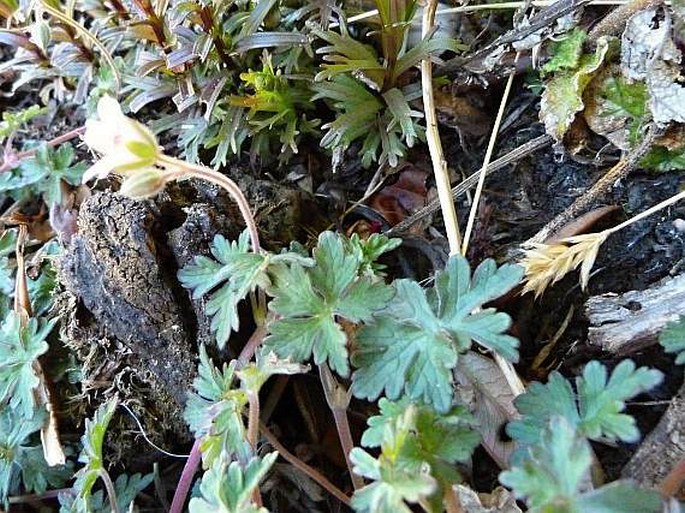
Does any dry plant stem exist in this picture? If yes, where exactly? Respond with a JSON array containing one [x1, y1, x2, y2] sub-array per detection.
[[159, 155, 261, 254], [444, 486, 465, 513], [421, 0, 462, 254], [0, 127, 86, 174], [9, 488, 73, 504], [458, 61, 526, 396], [461, 53, 519, 255], [260, 421, 352, 507], [169, 438, 203, 513], [441, 0, 593, 74], [14, 225, 31, 317], [526, 124, 661, 245], [343, 0, 644, 25], [588, 0, 663, 38], [318, 364, 363, 490], [606, 188, 685, 235], [660, 457, 685, 496], [247, 391, 260, 450], [99, 470, 121, 513], [493, 351, 525, 396], [387, 134, 552, 235]]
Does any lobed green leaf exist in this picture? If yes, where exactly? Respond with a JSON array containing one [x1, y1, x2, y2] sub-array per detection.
[[352, 256, 523, 411], [660, 316, 685, 364]]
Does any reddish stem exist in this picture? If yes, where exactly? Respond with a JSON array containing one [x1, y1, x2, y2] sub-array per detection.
[[660, 457, 685, 497], [0, 126, 85, 174], [168, 323, 267, 513], [260, 421, 352, 507], [169, 438, 203, 513]]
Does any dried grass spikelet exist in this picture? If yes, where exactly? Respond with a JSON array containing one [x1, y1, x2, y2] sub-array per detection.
[[520, 232, 609, 298]]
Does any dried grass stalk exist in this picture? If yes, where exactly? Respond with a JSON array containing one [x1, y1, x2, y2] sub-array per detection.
[[521, 232, 609, 297]]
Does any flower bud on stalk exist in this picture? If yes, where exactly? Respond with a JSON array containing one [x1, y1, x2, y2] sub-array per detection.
[[82, 95, 160, 183], [119, 168, 166, 199]]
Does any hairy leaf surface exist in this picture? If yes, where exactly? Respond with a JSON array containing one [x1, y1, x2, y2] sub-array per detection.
[[352, 256, 523, 411]]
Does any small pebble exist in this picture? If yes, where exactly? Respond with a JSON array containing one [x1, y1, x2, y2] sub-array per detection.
[[673, 219, 685, 233]]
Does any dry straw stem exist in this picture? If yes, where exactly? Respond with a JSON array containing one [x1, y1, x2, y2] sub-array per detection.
[[522, 187, 685, 297], [458, 52, 526, 396], [421, 0, 462, 254], [461, 53, 519, 255]]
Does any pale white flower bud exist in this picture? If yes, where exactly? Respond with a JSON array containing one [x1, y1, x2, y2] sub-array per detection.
[[118, 168, 166, 199], [82, 96, 160, 183]]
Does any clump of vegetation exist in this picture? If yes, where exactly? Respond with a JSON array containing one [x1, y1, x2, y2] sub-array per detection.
[[0, 0, 684, 511]]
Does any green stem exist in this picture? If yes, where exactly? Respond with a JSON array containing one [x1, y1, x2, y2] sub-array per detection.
[[242, 328, 266, 509], [247, 390, 264, 508], [98, 470, 121, 513]]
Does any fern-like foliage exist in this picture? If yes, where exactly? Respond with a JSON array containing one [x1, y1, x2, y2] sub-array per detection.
[[311, 0, 463, 167], [0, 408, 70, 506], [351, 398, 479, 512], [660, 316, 685, 364], [0, 311, 56, 418], [189, 453, 277, 513], [179, 229, 312, 348], [231, 52, 319, 162], [184, 345, 250, 466], [506, 360, 663, 447], [72, 398, 118, 505], [265, 231, 395, 376], [500, 417, 662, 513]]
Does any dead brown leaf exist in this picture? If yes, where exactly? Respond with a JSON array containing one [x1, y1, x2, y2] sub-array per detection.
[[455, 351, 519, 469], [369, 165, 429, 228]]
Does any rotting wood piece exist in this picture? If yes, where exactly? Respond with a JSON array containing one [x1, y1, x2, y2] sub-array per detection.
[[622, 382, 685, 497], [584, 273, 685, 354]]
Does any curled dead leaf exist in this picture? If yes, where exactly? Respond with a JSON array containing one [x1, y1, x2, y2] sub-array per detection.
[[453, 484, 523, 513], [455, 351, 519, 469], [369, 165, 429, 228], [622, 6, 685, 125]]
